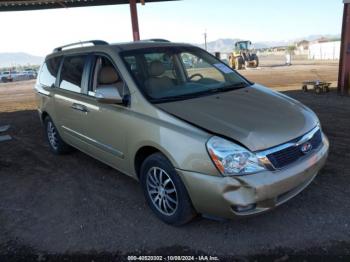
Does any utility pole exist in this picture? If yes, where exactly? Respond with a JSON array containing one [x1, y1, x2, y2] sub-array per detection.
[[204, 30, 207, 50]]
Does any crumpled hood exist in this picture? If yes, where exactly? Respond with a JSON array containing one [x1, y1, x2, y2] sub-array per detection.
[[156, 84, 318, 151]]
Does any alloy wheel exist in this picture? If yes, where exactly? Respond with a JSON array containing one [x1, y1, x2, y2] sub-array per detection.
[[146, 167, 178, 216], [47, 121, 58, 150]]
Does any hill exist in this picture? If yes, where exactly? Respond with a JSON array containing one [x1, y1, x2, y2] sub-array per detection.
[[195, 34, 341, 52], [0, 52, 43, 68]]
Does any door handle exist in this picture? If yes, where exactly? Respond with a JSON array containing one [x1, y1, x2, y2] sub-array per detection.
[[71, 103, 89, 113]]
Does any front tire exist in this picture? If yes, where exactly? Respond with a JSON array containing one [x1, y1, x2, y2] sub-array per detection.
[[253, 57, 259, 67], [235, 57, 243, 70], [140, 153, 196, 226], [44, 116, 72, 154]]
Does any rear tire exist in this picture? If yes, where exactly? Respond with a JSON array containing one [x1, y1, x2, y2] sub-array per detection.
[[315, 86, 322, 94], [140, 153, 197, 226], [302, 85, 308, 92], [44, 116, 72, 155]]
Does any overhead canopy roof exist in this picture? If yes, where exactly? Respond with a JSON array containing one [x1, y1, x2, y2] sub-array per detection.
[[0, 0, 175, 11]]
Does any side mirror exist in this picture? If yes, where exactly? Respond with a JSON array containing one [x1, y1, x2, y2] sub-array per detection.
[[95, 86, 125, 105]]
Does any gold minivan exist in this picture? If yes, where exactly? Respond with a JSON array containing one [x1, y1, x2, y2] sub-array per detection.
[[35, 40, 329, 225]]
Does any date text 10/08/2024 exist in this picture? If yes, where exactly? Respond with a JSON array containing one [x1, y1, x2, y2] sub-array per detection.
[[127, 255, 220, 261]]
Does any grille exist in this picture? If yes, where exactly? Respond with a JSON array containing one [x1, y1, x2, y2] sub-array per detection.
[[267, 129, 322, 169]]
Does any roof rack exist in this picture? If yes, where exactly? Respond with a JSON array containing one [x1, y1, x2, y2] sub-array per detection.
[[143, 38, 171, 43], [53, 40, 109, 52]]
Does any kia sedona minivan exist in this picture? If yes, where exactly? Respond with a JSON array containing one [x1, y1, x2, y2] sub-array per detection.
[[35, 40, 329, 225]]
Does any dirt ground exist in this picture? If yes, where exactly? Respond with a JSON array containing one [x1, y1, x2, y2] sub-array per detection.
[[1, 58, 349, 261], [0, 56, 339, 113], [241, 55, 339, 90]]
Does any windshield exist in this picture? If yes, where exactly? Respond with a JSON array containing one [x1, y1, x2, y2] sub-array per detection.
[[121, 47, 250, 103], [236, 42, 250, 50]]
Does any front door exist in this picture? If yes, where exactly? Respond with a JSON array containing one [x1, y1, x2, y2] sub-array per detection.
[[78, 55, 130, 173]]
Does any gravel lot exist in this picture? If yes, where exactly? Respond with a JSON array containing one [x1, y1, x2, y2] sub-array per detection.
[[0, 59, 349, 261]]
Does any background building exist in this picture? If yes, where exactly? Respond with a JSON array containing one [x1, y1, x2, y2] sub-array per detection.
[[308, 40, 340, 60]]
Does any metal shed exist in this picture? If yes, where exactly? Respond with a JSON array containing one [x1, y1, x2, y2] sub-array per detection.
[[0, 0, 176, 41]]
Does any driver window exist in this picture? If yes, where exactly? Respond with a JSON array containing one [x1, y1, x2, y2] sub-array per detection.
[[180, 53, 225, 82], [89, 56, 128, 97]]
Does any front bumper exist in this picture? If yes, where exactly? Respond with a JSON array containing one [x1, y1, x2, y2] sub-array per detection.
[[176, 134, 329, 219]]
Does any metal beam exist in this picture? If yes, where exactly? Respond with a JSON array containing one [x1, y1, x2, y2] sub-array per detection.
[[0, 0, 177, 11], [338, 3, 350, 95], [129, 0, 140, 41]]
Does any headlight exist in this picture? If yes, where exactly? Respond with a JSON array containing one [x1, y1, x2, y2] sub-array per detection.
[[206, 136, 265, 176]]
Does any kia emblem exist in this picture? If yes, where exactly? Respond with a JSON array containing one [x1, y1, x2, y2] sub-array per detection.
[[301, 142, 313, 154]]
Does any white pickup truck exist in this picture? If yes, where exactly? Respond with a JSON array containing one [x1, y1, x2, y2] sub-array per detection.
[[0, 71, 14, 83], [0, 70, 37, 83]]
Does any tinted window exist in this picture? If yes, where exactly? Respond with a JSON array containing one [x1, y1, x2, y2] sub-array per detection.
[[124, 56, 137, 71], [90, 56, 128, 97], [39, 57, 61, 87], [59, 56, 86, 93]]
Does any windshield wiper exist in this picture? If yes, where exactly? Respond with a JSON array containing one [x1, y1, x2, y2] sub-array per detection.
[[196, 82, 248, 95], [218, 82, 250, 91], [151, 93, 201, 103], [151, 82, 250, 103]]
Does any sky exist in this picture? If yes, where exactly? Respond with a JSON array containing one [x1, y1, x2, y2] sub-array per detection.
[[0, 0, 343, 56]]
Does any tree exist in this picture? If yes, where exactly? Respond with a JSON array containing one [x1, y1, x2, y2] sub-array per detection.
[[287, 45, 296, 55], [285, 45, 296, 65]]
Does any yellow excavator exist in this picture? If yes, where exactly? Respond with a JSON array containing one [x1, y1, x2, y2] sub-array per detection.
[[229, 41, 259, 70]]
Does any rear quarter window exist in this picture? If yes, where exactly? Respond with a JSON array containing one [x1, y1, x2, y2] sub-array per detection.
[[39, 56, 62, 87], [59, 55, 87, 93]]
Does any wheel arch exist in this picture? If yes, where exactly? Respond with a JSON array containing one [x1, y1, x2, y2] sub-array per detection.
[[133, 144, 177, 179], [40, 111, 50, 124]]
